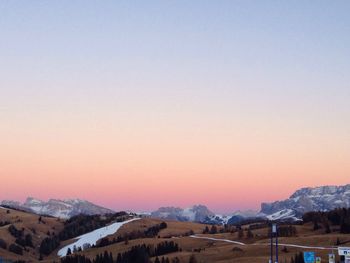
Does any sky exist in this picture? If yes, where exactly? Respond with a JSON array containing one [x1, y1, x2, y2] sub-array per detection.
[[0, 1, 349, 214]]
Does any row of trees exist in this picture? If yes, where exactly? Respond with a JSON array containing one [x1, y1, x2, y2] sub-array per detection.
[[6, 224, 33, 256], [59, 212, 129, 241], [202, 225, 254, 239], [61, 253, 185, 263], [97, 222, 168, 248], [39, 236, 60, 255], [267, 225, 297, 238], [62, 241, 181, 263], [15, 233, 33, 248], [154, 255, 195, 263], [303, 208, 350, 233], [38, 213, 131, 257], [202, 225, 218, 234], [144, 222, 168, 237], [8, 225, 24, 238], [8, 243, 23, 255]]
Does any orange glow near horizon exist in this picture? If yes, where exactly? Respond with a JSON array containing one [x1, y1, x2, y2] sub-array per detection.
[[1, 110, 349, 213]]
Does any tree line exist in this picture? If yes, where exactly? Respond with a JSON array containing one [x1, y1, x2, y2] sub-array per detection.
[[39, 212, 130, 257], [59, 212, 129, 241], [61, 241, 181, 263], [96, 222, 168, 248], [4, 224, 34, 256], [303, 207, 350, 234]]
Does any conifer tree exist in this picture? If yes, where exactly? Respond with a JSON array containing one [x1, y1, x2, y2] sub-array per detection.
[[189, 254, 198, 263]]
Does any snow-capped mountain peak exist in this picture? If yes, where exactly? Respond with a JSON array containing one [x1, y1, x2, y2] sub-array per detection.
[[151, 204, 214, 222], [260, 184, 350, 221], [1, 197, 115, 219]]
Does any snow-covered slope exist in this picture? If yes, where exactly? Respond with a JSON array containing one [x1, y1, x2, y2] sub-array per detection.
[[57, 218, 140, 257], [1, 197, 114, 219], [261, 184, 350, 220], [204, 214, 232, 225], [265, 209, 300, 221]]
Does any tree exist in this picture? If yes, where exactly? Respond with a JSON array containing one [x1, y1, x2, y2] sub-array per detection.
[[325, 222, 331, 233], [291, 252, 304, 263], [160, 222, 167, 229], [282, 246, 288, 253], [238, 229, 244, 239], [39, 236, 60, 255], [210, 225, 218, 234], [66, 248, 72, 256], [25, 234, 33, 247], [313, 220, 320, 231], [116, 253, 122, 263], [189, 254, 198, 263], [336, 237, 341, 245], [9, 243, 23, 255], [203, 226, 210, 234], [0, 238, 7, 249], [8, 225, 23, 238], [340, 218, 350, 233], [246, 229, 254, 238]]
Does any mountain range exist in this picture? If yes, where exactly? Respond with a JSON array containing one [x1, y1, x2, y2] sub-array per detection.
[[0, 197, 114, 218], [149, 184, 350, 223], [260, 184, 350, 220], [1, 184, 349, 222]]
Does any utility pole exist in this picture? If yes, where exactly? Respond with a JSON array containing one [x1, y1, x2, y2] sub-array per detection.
[[270, 228, 273, 263], [275, 223, 278, 263], [270, 223, 278, 263]]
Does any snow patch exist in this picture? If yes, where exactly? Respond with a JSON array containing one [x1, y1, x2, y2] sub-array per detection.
[[266, 209, 295, 220], [182, 208, 196, 221]]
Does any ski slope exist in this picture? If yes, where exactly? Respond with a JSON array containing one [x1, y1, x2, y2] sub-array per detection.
[[58, 218, 140, 257]]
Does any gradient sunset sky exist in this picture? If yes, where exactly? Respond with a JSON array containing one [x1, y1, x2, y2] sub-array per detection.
[[1, 1, 349, 213]]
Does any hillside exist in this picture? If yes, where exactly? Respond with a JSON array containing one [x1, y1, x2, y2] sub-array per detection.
[[0, 206, 64, 262], [1, 206, 350, 263], [59, 215, 350, 263], [0, 206, 131, 262]]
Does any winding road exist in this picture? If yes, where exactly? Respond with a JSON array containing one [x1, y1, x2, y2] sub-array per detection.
[[189, 235, 337, 250]]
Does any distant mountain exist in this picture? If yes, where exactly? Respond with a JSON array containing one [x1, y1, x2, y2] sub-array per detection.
[[205, 210, 260, 225], [1, 197, 115, 218], [150, 205, 259, 225], [5, 184, 348, 222], [151, 205, 215, 222], [150, 185, 350, 224], [260, 184, 350, 221]]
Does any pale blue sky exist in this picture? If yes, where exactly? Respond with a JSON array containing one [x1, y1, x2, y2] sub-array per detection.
[[0, 1, 350, 212]]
